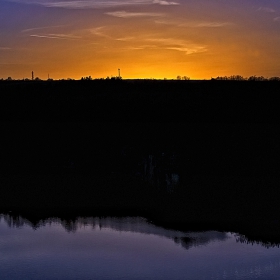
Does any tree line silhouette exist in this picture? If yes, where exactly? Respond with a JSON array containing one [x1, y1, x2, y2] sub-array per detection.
[[1, 75, 279, 81]]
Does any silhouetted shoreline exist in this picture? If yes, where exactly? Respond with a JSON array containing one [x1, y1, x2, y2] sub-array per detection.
[[1, 213, 279, 249], [1, 80, 280, 244], [1, 79, 280, 122]]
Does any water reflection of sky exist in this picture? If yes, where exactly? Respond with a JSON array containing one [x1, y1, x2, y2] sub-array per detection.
[[1, 216, 280, 279]]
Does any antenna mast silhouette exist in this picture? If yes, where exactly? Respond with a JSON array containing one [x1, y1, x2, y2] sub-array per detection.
[[32, 71, 34, 81], [118, 69, 121, 79]]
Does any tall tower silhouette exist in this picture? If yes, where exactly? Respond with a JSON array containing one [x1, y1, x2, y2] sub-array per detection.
[[118, 69, 120, 79], [32, 71, 34, 81]]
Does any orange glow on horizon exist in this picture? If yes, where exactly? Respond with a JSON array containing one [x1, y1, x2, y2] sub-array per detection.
[[1, 0, 280, 80]]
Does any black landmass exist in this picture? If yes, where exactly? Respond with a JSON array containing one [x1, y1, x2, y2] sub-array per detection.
[[1, 79, 280, 244]]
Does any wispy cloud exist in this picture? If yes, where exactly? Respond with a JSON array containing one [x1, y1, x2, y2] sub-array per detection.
[[0, 63, 24, 65], [113, 35, 206, 54], [41, 1, 138, 9], [257, 7, 276, 13], [22, 25, 68, 33], [49, 33, 81, 38], [155, 19, 233, 28], [122, 46, 146, 50], [90, 26, 111, 38], [116, 36, 135, 41], [166, 46, 206, 54], [152, 0, 178, 5], [190, 22, 233, 28], [274, 17, 280, 22], [30, 33, 80, 39], [144, 38, 207, 54], [123, 44, 205, 54], [0, 47, 11, 50], [105, 11, 164, 18], [9, 0, 180, 9]]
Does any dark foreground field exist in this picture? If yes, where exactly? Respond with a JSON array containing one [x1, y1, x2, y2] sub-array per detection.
[[1, 80, 280, 244]]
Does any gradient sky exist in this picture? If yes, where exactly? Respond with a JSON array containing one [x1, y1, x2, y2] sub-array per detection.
[[1, 0, 280, 79]]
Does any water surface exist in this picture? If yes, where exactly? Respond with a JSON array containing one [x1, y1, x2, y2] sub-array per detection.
[[1, 215, 280, 280]]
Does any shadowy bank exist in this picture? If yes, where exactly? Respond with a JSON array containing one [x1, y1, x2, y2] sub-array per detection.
[[1, 80, 280, 243]]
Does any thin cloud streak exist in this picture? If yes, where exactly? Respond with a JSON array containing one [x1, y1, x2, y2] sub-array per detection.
[[155, 19, 235, 28], [90, 27, 112, 38], [191, 22, 234, 28], [166, 46, 206, 54], [123, 44, 157, 50], [155, 19, 234, 28], [90, 28, 208, 55], [48, 33, 81, 38], [144, 38, 207, 54], [0, 63, 27, 65], [30, 34, 80, 39], [8, 0, 179, 9], [116, 37, 135, 41], [22, 25, 69, 33], [123, 44, 206, 54], [110, 34, 207, 55], [152, 0, 178, 5], [105, 11, 164, 18]]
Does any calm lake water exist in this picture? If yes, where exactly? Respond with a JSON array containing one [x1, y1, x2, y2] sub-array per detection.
[[1, 215, 280, 280]]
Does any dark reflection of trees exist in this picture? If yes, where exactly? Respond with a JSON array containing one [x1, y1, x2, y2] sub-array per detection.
[[0, 214, 81, 232], [174, 231, 229, 250], [2, 214, 27, 228], [60, 219, 79, 232], [174, 237, 213, 250], [235, 234, 280, 249], [1, 214, 280, 249]]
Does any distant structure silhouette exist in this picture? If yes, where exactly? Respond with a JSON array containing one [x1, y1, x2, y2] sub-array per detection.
[[32, 71, 34, 81], [118, 69, 121, 79]]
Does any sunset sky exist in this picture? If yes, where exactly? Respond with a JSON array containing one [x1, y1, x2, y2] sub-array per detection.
[[1, 0, 280, 79]]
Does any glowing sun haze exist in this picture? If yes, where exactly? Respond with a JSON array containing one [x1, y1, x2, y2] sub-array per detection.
[[0, 0, 280, 79]]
